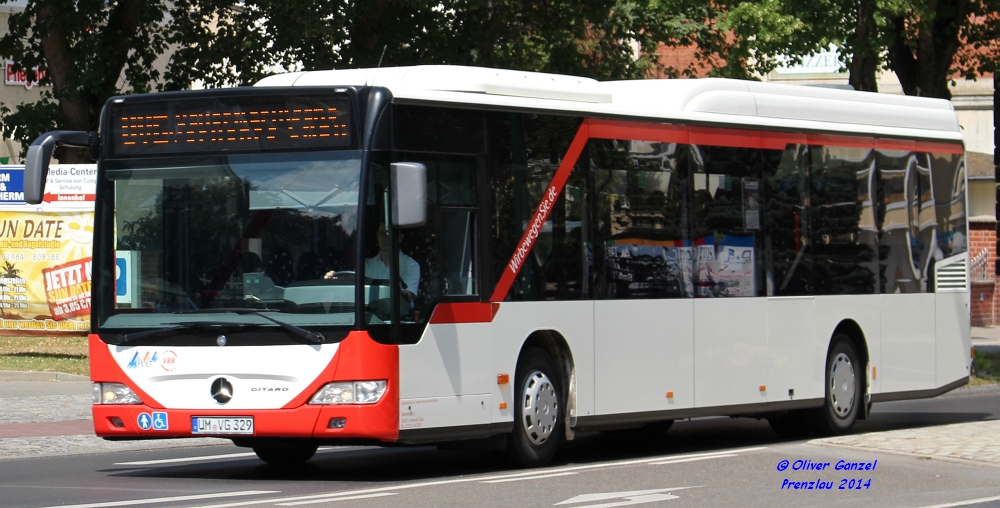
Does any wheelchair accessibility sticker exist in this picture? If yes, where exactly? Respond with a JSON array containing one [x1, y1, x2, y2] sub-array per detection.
[[152, 412, 169, 430]]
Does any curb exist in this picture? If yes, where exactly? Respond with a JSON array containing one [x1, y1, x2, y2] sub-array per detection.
[[0, 371, 89, 382]]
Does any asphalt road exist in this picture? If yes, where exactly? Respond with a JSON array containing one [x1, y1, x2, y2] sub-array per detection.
[[1, 389, 999, 508]]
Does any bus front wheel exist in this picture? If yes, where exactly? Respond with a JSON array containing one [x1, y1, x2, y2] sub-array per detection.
[[508, 348, 564, 467]]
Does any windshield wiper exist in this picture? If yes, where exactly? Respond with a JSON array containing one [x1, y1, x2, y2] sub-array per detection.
[[177, 308, 325, 344], [109, 321, 264, 346]]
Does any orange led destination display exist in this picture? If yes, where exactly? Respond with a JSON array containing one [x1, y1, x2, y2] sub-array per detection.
[[109, 94, 352, 156]]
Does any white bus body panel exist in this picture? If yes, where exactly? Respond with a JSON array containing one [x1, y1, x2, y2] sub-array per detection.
[[694, 298, 769, 408], [936, 291, 972, 385], [107, 343, 339, 410], [767, 297, 818, 402], [880, 293, 937, 392], [398, 322, 493, 429], [594, 299, 694, 414]]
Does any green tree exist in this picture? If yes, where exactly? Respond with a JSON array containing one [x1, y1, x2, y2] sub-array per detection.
[[716, 0, 1000, 98], [0, 0, 727, 158], [0, 0, 169, 162]]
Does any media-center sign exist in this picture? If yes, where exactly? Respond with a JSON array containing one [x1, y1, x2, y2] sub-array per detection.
[[0, 165, 94, 335]]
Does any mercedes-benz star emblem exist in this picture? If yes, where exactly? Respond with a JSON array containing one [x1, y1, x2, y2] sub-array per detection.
[[211, 377, 233, 404]]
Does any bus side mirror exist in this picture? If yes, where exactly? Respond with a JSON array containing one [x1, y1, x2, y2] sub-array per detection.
[[390, 162, 427, 228], [24, 130, 98, 204]]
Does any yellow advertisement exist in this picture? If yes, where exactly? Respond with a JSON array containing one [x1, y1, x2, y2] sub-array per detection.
[[0, 210, 93, 335]]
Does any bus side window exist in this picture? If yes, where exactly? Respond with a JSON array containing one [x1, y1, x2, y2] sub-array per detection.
[[688, 145, 762, 297], [590, 138, 689, 300], [809, 145, 878, 295]]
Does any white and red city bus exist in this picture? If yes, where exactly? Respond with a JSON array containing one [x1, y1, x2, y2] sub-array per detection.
[[24, 66, 971, 466]]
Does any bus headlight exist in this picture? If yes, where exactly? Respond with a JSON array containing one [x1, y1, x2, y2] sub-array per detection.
[[309, 381, 387, 405], [93, 382, 143, 405]]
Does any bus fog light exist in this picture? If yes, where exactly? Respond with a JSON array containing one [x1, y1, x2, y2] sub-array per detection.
[[353, 381, 387, 404], [309, 382, 354, 404], [96, 383, 142, 405]]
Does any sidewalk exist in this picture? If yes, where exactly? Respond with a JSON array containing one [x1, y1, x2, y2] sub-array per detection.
[[0, 371, 227, 460], [972, 326, 1000, 352]]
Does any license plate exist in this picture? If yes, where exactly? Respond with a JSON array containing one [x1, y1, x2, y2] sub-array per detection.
[[191, 417, 254, 435]]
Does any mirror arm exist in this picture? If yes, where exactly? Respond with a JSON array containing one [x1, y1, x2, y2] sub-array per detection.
[[24, 130, 99, 204]]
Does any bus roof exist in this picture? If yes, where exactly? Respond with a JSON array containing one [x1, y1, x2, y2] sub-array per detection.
[[255, 65, 963, 143]]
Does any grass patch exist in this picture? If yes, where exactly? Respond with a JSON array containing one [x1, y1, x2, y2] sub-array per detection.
[[972, 349, 1000, 386], [0, 336, 88, 376]]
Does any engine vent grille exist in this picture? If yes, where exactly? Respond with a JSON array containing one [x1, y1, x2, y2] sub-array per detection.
[[936, 254, 968, 291]]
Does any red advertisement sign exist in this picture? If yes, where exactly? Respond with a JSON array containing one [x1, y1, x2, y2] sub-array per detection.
[[42, 257, 92, 321]]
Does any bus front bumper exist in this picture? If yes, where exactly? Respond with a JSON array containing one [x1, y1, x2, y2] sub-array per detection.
[[91, 402, 398, 442]]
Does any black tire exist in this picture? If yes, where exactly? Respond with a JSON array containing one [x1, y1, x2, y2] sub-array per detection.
[[508, 348, 564, 468], [252, 441, 318, 466], [815, 336, 862, 436]]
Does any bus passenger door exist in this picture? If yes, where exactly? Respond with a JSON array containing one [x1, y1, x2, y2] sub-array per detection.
[[393, 150, 494, 432]]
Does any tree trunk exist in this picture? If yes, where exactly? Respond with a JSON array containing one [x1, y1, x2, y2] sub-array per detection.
[[37, 4, 90, 131], [848, 0, 879, 92], [885, 0, 968, 99]]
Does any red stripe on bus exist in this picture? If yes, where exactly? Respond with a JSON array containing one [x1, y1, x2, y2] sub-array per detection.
[[760, 131, 809, 149], [588, 119, 688, 144], [429, 302, 500, 324], [910, 141, 965, 154], [689, 126, 763, 148], [488, 121, 590, 302]]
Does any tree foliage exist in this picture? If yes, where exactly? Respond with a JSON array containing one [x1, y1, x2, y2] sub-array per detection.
[[1, 0, 996, 158], [716, 0, 1000, 98], [0, 0, 724, 160]]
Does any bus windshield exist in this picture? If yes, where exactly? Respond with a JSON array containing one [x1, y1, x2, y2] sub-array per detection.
[[101, 150, 363, 332]]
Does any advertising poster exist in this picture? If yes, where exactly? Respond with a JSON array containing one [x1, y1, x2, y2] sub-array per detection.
[[0, 165, 96, 335]]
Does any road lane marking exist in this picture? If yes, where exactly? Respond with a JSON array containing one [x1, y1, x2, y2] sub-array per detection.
[[114, 452, 258, 466], [113, 447, 353, 466], [481, 472, 579, 483], [917, 495, 1000, 508], [276, 493, 398, 506], [648, 453, 738, 465], [188, 446, 767, 508], [556, 488, 697, 505], [35, 491, 280, 508]]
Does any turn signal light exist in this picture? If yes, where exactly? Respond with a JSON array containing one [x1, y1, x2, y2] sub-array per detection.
[[497, 374, 509, 385], [499, 402, 508, 409], [759, 385, 766, 392]]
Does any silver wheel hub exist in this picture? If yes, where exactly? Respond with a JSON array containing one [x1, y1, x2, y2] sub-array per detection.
[[520, 369, 558, 445], [829, 352, 856, 418]]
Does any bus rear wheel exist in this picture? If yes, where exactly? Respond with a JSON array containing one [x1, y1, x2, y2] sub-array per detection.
[[508, 348, 564, 468], [815, 336, 862, 435], [252, 441, 318, 466]]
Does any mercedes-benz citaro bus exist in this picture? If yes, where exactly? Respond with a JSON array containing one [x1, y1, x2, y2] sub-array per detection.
[[24, 66, 972, 467]]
